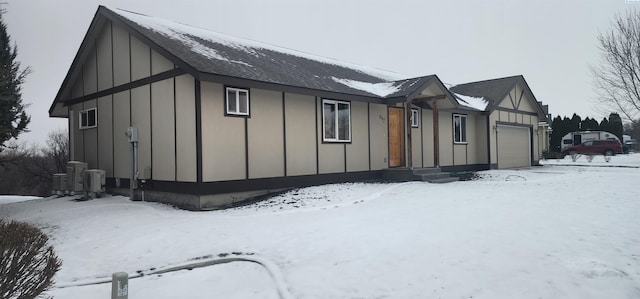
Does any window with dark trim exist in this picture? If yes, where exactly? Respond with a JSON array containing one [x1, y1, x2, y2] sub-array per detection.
[[322, 99, 351, 142], [79, 108, 97, 129], [453, 114, 467, 143], [411, 109, 419, 128], [225, 87, 249, 116]]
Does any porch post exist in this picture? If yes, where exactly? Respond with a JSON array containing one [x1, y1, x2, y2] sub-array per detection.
[[432, 99, 439, 168], [406, 98, 413, 169]]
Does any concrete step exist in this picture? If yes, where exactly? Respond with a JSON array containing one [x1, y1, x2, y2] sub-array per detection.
[[412, 168, 442, 175]]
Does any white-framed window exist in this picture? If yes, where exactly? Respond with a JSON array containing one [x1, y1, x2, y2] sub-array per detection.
[[79, 108, 97, 129], [322, 99, 351, 142], [411, 109, 419, 128], [225, 87, 249, 116], [453, 114, 467, 143]]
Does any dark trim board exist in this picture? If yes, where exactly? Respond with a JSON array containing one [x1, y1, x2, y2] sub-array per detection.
[[495, 121, 533, 128], [440, 164, 489, 173], [195, 79, 203, 185], [199, 72, 385, 105], [494, 107, 539, 116], [64, 68, 186, 107], [367, 102, 371, 171], [106, 177, 132, 188], [199, 171, 380, 195], [315, 97, 319, 174], [106, 171, 382, 196], [282, 92, 287, 176]]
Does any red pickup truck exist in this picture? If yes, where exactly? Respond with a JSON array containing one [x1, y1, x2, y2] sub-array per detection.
[[563, 140, 623, 156]]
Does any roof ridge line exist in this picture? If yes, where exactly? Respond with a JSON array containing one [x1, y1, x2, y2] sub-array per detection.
[[454, 75, 522, 87]]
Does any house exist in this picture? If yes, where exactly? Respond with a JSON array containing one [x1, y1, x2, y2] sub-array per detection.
[[49, 6, 550, 210], [450, 76, 551, 168]]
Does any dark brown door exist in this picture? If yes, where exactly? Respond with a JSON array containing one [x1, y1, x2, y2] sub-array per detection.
[[388, 107, 404, 167]]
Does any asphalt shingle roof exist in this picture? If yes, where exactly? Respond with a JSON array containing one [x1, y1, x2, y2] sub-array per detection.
[[109, 7, 432, 99], [449, 75, 522, 111]]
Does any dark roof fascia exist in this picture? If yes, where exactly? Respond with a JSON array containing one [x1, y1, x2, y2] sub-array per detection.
[[450, 75, 521, 111], [487, 76, 521, 112], [49, 6, 202, 116], [385, 96, 409, 104], [404, 76, 436, 100], [499, 76, 545, 119], [453, 107, 488, 114], [404, 75, 460, 108], [518, 76, 547, 119], [410, 101, 432, 110], [49, 7, 107, 115], [199, 72, 385, 104], [102, 7, 200, 79], [454, 75, 546, 118]]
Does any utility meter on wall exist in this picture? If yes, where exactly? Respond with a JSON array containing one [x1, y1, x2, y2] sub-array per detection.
[[125, 127, 138, 143]]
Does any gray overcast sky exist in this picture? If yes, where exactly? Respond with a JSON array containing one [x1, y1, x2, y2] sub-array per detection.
[[3, 0, 633, 145]]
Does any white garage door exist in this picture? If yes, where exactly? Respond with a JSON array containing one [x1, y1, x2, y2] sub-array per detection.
[[497, 125, 531, 169]]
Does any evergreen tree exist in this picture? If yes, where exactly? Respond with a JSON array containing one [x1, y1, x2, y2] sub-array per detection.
[[569, 113, 582, 132], [550, 115, 564, 152], [608, 113, 624, 141], [0, 7, 30, 152], [599, 117, 610, 132], [581, 117, 599, 131]]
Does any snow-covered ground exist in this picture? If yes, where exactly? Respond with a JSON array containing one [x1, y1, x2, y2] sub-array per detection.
[[0, 195, 41, 205], [1, 154, 639, 298]]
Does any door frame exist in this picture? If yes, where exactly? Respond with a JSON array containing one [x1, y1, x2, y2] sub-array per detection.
[[388, 107, 405, 168]]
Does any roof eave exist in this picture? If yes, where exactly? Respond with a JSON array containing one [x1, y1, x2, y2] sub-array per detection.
[[50, 6, 204, 117], [49, 6, 109, 116]]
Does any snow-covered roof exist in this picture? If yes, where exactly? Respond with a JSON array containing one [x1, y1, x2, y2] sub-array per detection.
[[110, 7, 435, 99], [454, 93, 488, 111], [450, 75, 545, 117], [50, 6, 459, 117]]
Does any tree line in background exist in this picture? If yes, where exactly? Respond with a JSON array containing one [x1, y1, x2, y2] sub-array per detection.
[[0, 130, 69, 196], [1, 7, 61, 299], [549, 112, 634, 153]]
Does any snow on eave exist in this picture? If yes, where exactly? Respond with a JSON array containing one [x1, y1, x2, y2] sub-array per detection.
[[331, 77, 401, 97], [454, 93, 488, 111], [112, 8, 407, 81]]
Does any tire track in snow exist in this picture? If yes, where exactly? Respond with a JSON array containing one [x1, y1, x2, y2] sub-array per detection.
[[55, 253, 294, 299]]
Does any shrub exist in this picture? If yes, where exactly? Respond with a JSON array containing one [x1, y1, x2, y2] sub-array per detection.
[[543, 150, 565, 159], [0, 220, 61, 299]]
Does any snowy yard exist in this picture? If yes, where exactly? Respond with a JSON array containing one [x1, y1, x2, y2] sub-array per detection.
[[1, 154, 639, 298]]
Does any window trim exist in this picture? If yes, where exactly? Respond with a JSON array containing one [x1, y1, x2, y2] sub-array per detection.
[[410, 108, 419, 128], [453, 114, 467, 144], [225, 87, 250, 116], [79, 108, 97, 129], [322, 99, 352, 143]]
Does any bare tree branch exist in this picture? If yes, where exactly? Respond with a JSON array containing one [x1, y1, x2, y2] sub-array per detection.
[[592, 10, 640, 125]]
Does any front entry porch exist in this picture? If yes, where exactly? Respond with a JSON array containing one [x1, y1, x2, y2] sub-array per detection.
[[381, 167, 459, 183]]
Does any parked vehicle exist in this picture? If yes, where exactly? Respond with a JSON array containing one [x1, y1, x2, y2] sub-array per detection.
[[562, 140, 623, 156], [623, 139, 638, 153], [560, 131, 621, 153]]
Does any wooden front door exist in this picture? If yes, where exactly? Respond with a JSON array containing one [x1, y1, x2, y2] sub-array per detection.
[[388, 107, 404, 167]]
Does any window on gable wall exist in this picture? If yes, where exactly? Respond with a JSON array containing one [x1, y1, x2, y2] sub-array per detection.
[[79, 108, 97, 129], [226, 87, 249, 116], [411, 109, 419, 128], [322, 99, 351, 142], [453, 114, 467, 143]]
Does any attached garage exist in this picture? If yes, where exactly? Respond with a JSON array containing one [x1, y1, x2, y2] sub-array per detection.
[[497, 125, 531, 169]]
